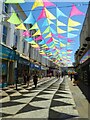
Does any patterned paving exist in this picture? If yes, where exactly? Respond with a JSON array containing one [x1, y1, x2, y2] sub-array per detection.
[[0, 76, 79, 119]]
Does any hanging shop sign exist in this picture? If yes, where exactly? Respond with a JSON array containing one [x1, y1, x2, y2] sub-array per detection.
[[18, 57, 30, 65], [80, 49, 90, 64], [30, 63, 41, 70]]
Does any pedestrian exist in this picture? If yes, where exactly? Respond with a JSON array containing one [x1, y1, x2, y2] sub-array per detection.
[[33, 72, 38, 88], [23, 71, 27, 85], [27, 72, 30, 87], [73, 72, 78, 86], [70, 73, 73, 81]]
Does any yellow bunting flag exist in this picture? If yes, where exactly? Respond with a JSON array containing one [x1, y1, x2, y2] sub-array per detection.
[[68, 26, 79, 32], [7, 12, 21, 24], [57, 27, 66, 34], [5, 0, 25, 3], [32, 29, 41, 36], [47, 18, 55, 25], [32, 0, 44, 10], [45, 33, 52, 38], [60, 42, 66, 47], [29, 22, 39, 30], [15, 23, 27, 30], [57, 19, 66, 26], [44, 8, 56, 20], [68, 18, 81, 27]]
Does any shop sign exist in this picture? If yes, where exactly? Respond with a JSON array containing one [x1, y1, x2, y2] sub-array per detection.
[[80, 49, 90, 64], [0, 44, 16, 60]]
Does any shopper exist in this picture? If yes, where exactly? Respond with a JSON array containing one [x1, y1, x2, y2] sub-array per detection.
[[73, 72, 78, 86], [27, 72, 30, 87], [33, 72, 38, 88]]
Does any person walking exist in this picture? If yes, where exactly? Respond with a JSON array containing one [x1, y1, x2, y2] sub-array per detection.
[[27, 72, 30, 87], [73, 72, 78, 86], [23, 71, 27, 85], [33, 72, 38, 88]]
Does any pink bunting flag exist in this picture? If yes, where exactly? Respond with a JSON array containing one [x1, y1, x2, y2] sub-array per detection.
[[46, 37, 53, 44], [58, 34, 65, 38], [43, 0, 56, 7], [67, 50, 72, 52], [22, 31, 31, 37], [67, 39, 74, 42], [37, 7, 46, 21], [70, 4, 85, 17], [35, 35, 43, 41]]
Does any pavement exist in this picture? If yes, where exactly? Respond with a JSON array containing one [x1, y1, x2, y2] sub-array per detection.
[[0, 76, 89, 119]]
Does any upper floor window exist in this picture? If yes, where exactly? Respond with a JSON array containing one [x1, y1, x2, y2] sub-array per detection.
[[2, 26, 7, 44], [3, 3, 9, 14]]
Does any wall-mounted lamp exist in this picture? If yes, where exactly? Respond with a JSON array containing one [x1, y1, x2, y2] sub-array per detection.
[[85, 37, 90, 41]]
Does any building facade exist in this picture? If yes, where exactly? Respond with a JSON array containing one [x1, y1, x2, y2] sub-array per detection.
[[0, 1, 55, 88], [74, 2, 90, 101]]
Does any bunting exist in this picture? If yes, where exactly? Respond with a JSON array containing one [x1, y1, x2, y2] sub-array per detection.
[[15, 23, 27, 30], [45, 8, 56, 20], [37, 8, 46, 20], [7, 12, 21, 24], [68, 18, 81, 27], [70, 4, 85, 17], [56, 7, 67, 18], [24, 12, 35, 24], [68, 26, 79, 32], [5, 0, 25, 3], [32, 0, 44, 10], [32, 29, 41, 36], [57, 20, 66, 26], [30, 22, 39, 30], [57, 27, 66, 34]]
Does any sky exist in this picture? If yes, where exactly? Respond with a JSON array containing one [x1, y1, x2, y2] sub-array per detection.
[[20, 1, 89, 66]]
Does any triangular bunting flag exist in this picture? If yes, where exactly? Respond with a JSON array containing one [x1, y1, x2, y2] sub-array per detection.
[[57, 27, 66, 34], [46, 37, 53, 44], [57, 19, 66, 26], [35, 35, 43, 41], [24, 12, 35, 24], [15, 23, 27, 30], [38, 40, 45, 45], [43, 0, 56, 7], [23, 31, 31, 37], [56, 7, 67, 18], [7, 12, 21, 24], [5, 0, 25, 3], [32, 0, 44, 10], [42, 19, 49, 27], [50, 27, 56, 34], [70, 4, 85, 17], [60, 42, 66, 47], [67, 33, 77, 38], [32, 29, 41, 36], [24, 38, 33, 43], [30, 22, 39, 30], [68, 18, 81, 27], [37, 8, 46, 20], [68, 26, 79, 32], [58, 34, 65, 38], [45, 8, 56, 20], [67, 39, 74, 42], [47, 18, 55, 25], [43, 26, 50, 34], [45, 33, 52, 38]]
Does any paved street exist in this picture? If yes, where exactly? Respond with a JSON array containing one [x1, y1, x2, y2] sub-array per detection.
[[0, 76, 80, 119]]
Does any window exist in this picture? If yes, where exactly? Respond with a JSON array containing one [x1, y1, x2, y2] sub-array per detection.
[[3, 3, 9, 14], [2, 26, 7, 44], [23, 41, 26, 53]]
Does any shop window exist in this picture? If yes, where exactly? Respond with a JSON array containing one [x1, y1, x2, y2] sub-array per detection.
[[2, 26, 7, 44]]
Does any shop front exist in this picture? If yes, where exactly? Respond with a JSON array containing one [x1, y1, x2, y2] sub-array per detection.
[[17, 57, 30, 83], [30, 63, 41, 78], [0, 44, 16, 88], [78, 49, 90, 102]]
